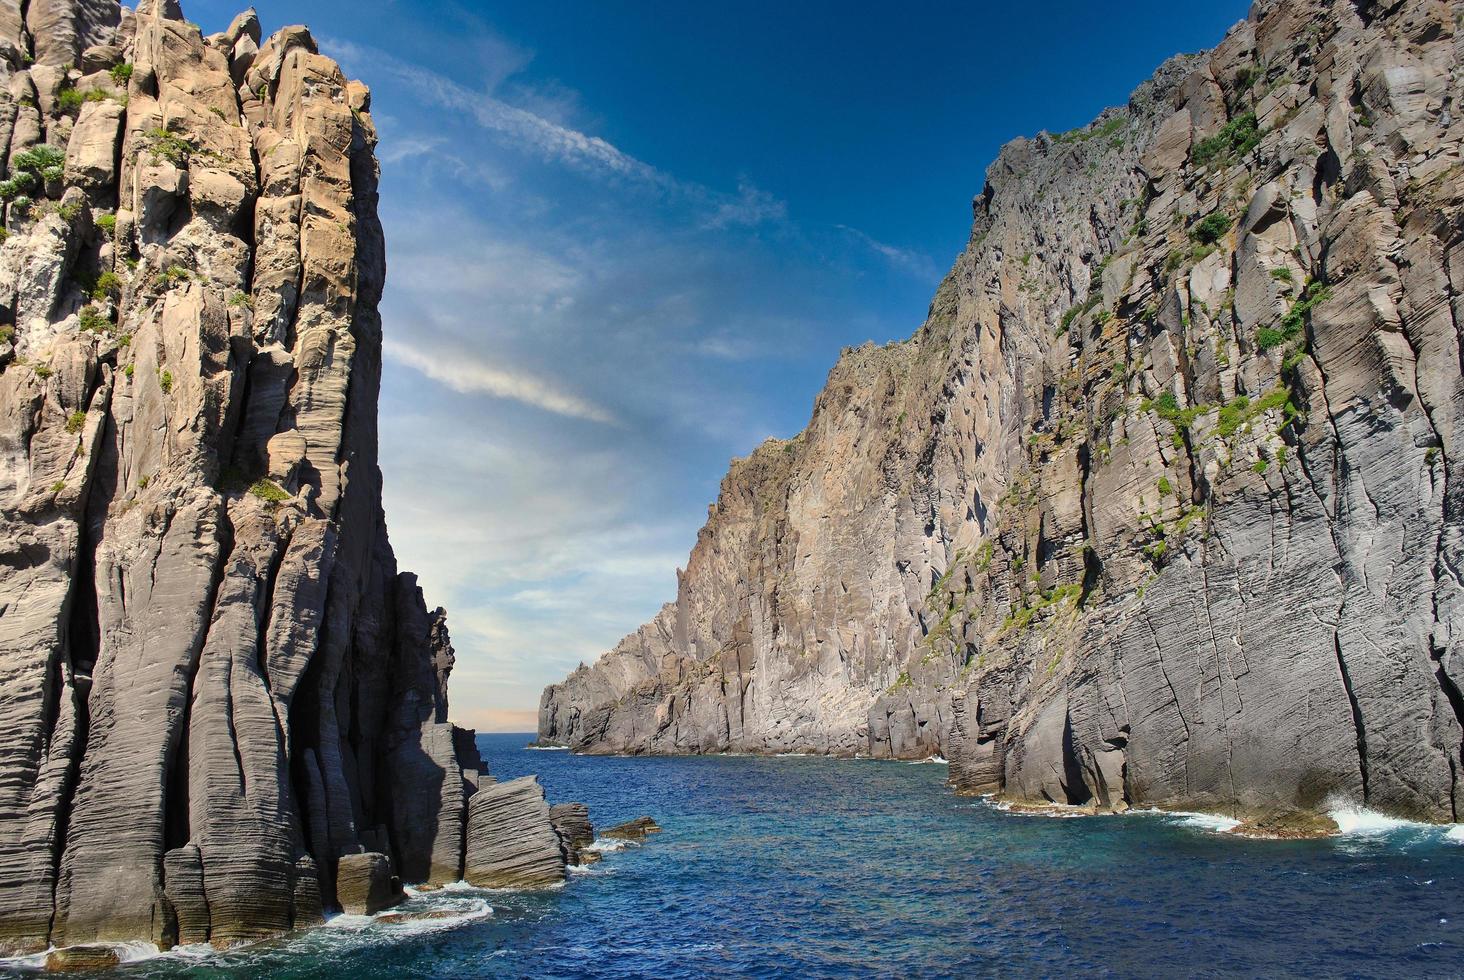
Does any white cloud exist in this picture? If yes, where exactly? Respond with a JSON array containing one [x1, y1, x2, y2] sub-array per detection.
[[836, 224, 939, 279], [328, 37, 672, 186], [384, 338, 616, 424], [324, 37, 788, 229], [703, 179, 789, 229]]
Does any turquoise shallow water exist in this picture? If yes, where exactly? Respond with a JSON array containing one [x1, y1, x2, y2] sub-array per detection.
[[15, 732, 1464, 978]]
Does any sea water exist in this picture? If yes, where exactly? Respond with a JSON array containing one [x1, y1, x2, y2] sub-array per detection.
[[12, 732, 1464, 978]]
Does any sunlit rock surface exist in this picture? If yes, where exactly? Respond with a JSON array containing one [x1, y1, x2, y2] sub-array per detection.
[[543, 0, 1464, 825]]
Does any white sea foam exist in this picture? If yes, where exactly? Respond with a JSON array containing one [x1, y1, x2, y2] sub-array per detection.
[[1327, 803, 1428, 836], [1169, 811, 1242, 833], [0, 940, 171, 973], [525, 744, 570, 751], [585, 838, 631, 853], [908, 755, 949, 765], [1445, 825, 1464, 845]]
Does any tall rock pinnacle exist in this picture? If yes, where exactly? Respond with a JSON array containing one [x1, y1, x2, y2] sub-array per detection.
[[0, 0, 490, 954]]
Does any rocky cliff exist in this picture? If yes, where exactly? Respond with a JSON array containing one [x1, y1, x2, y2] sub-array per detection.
[[542, 0, 1464, 824], [0, 0, 552, 957]]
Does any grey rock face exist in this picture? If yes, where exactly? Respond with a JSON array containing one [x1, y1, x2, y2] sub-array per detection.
[[543, 0, 1464, 824], [463, 776, 567, 889], [334, 852, 402, 917], [549, 802, 593, 866], [0, 0, 505, 957]]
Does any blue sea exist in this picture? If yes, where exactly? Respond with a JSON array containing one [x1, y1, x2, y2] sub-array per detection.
[[18, 733, 1464, 978]]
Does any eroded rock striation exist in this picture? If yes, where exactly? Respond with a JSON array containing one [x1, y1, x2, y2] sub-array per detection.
[[543, 0, 1464, 824], [0, 0, 556, 956], [463, 776, 567, 889]]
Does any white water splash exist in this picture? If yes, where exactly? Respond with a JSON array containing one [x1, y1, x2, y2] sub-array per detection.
[[1168, 811, 1242, 833], [908, 755, 949, 765], [525, 744, 570, 751], [1325, 800, 1450, 837], [585, 838, 632, 853], [1119, 808, 1242, 833]]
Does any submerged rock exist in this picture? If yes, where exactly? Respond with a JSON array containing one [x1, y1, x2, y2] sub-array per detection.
[[539, 0, 1464, 829], [600, 816, 662, 841], [464, 776, 566, 889], [44, 945, 121, 972], [375, 908, 471, 925], [1230, 811, 1341, 840]]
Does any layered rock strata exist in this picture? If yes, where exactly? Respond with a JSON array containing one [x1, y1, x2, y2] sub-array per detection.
[[543, 0, 1464, 824], [463, 776, 567, 889], [548, 802, 594, 866], [0, 0, 557, 956]]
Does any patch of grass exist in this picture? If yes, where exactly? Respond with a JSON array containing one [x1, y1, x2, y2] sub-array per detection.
[[1174, 505, 1207, 536], [1191, 211, 1232, 245], [143, 128, 193, 166], [110, 63, 133, 86], [1256, 281, 1331, 352], [1142, 390, 1206, 432], [95, 213, 116, 236], [93, 271, 122, 300], [1052, 114, 1128, 146], [153, 265, 191, 289], [138, 474, 150, 489], [1215, 386, 1298, 441], [1191, 111, 1261, 168], [123, 363, 134, 378], [1157, 475, 1172, 496], [65, 410, 86, 434], [1059, 295, 1101, 334], [158, 369, 173, 393], [0, 145, 64, 201], [1253, 458, 1270, 474], [1002, 583, 1082, 633], [12, 145, 65, 173], [78, 305, 109, 333], [228, 290, 252, 309], [50, 480, 66, 493], [56, 87, 84, 113], [885, 670, 913, 695], [249, 478, 291, 504], [56, 199, 82, 221], [1269, 267, 1293, 283]]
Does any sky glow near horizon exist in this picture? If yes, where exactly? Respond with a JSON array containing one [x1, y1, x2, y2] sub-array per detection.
[[185, 0, 1248, 731]]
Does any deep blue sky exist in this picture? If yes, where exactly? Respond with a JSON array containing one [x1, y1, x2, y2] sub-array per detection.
[[188, 0, 1248, 729]]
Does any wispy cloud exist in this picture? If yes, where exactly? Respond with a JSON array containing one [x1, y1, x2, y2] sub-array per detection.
[[384, 339, 617, 424], [836, 224, 938, 279], [324, 37, 788, 229], [329, 38, 665, 185], [703, 179, 789, 229]]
